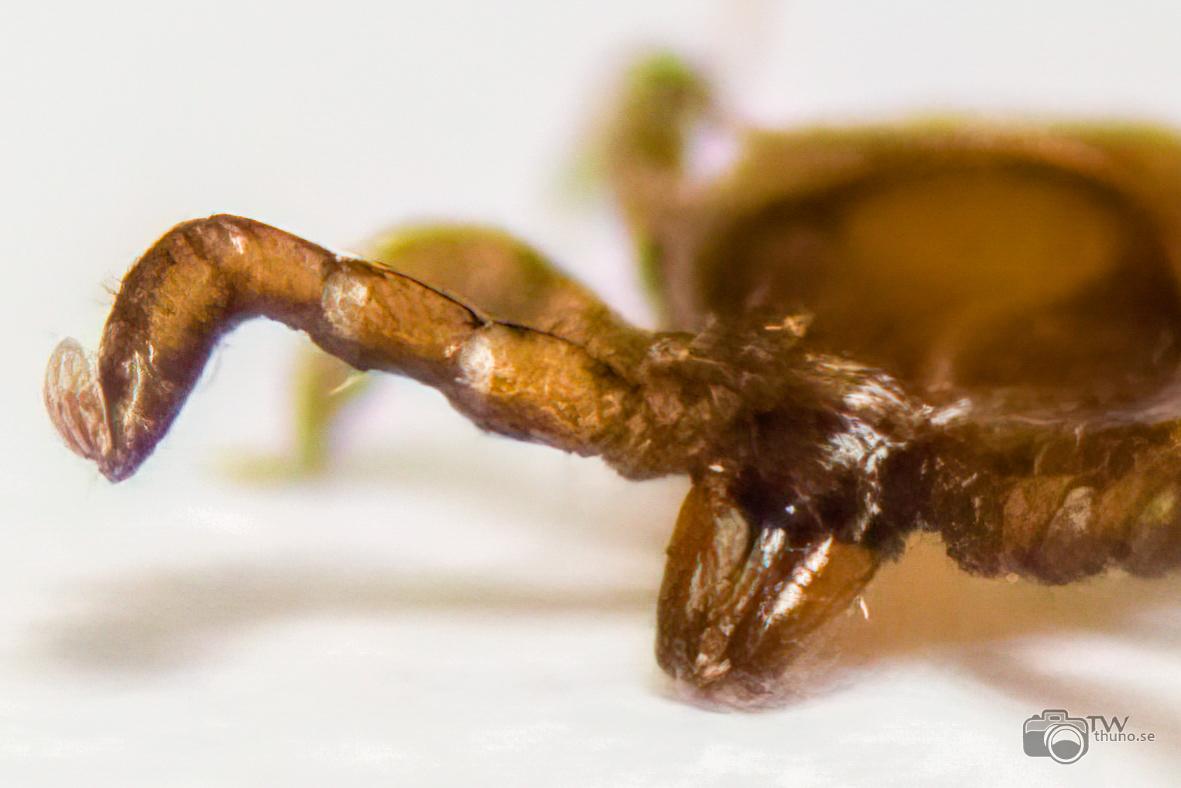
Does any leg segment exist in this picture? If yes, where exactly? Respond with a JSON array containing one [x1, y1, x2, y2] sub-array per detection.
[[288, 348, 370, 473], [931, 421, 1181, 582], [365, 225, 626, 340], [276, 223, 629, 475], [603, 53, 712, 312], [44, 215, 673, 482]]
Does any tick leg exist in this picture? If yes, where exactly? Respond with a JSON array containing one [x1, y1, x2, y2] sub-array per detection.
[[276, 224, 631, 474], [603, 53, 712, 316], [283, 348, 371, 474], [656, 474, 880, 704], [931, 425, 1181, 582], [44, 215, 665, 482]]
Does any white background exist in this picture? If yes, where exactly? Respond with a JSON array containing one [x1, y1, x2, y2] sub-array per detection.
[[3, 1, 1181, 785]]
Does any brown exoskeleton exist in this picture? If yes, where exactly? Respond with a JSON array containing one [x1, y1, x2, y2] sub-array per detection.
[[44, 55, 1181, 703]]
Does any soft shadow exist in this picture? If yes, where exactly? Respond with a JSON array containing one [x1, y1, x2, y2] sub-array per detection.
[[35, 457, 1180, 713], [846, 535, 1181, 659], [827, 535, 1181, 723], [957, 648, 1181, 744], [35, 565, 655, 672], [37, 438, 679, 675], [219, 441, 683, 555]]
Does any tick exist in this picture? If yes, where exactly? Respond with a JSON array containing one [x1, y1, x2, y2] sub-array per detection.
[[45, 55, 1181, 703]]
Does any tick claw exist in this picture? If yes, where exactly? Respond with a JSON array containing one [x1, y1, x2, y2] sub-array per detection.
[[44, 338, 115, 478]]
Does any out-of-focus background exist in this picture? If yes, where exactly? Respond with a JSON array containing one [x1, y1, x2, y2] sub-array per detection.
[[3, 1, 1181, 785]]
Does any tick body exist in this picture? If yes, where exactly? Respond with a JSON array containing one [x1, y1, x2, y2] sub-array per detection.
[[44, 56, 1181, 703]]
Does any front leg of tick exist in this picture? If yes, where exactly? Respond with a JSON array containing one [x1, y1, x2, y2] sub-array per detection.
[[45, 216, 672, 482]]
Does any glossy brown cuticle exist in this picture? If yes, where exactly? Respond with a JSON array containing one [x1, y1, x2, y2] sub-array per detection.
[[45, 55, 1181, 704]]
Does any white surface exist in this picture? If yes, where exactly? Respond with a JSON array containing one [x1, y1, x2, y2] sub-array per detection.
[[3, 1, 1181, 785]]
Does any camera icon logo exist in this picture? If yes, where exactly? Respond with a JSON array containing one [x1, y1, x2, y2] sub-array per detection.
[[1023, 709, 1089, 764]]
